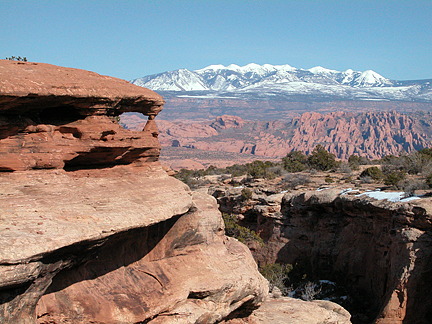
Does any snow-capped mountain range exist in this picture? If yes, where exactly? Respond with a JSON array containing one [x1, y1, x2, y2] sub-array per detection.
[[131, 63, 432, 102]]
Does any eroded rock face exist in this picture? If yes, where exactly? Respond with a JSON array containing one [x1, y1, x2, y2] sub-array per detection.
[[0, 59, 164, 171], [251, 190, 432, 323], [131, 111, 432, 165], [0, 61, 268, 323], [34, 189, 268, 324]]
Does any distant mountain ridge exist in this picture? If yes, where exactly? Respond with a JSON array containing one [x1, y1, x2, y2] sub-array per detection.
[[131, 63, 432, 102]]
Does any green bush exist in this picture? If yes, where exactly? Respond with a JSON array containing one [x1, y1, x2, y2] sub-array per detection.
[[384, 171, 406, 187], [348, 154, 369, 170], [240, 188, 253, 201], [324, 175, 334, 183], [307, 145, 339, 171], [360, 166, 383, 181], [282, 151, 307, 173], [222, 213, 263, 245], [259, 263, 293, 295]]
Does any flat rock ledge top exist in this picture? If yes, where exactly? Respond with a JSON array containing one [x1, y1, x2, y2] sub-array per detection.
[[0, 59, 164, 116], [0, 166, 193, 262]]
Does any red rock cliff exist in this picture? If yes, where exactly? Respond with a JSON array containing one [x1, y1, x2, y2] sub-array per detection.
[[0, 61, 268, 324]]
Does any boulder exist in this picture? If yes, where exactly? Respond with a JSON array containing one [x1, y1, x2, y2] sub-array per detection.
[[223, 297, 351, 324]]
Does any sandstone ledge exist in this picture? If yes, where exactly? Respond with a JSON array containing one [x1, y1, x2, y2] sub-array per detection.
[[0, 166, 193, 262]]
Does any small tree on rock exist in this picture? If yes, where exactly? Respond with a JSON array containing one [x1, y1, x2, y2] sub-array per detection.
[[307, 145, 338, 171], [282, 151, 307, 173]]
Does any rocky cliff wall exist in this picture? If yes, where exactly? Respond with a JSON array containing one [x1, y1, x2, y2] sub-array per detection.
[[216, 186, 432, 324], [0, 61, 269, 324]]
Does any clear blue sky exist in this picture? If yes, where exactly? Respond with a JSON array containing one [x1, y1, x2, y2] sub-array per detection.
[[1, 0, 431, 81]]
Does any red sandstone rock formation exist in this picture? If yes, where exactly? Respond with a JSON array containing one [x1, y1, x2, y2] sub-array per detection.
[[223, 297, 352, 324], [148, 111, 432, 165], [0, 60, 164, 171], [0, 61, 268, 324]]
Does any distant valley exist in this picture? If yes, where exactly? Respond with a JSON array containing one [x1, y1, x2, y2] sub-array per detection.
[[126, 64, 432, 168], [120, 111, 432, 169]]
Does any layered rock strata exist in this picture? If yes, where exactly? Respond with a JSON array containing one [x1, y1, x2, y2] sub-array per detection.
[[0, 60, 163, 171], [0, 61, 268, 323]]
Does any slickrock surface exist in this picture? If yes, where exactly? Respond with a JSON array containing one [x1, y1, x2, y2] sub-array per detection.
[[0, 61, 268, 323], [34, 190, 268, 324], [0, 166, 192, 262], [0, 60, 164, 114], [223, 297, 351, 324]]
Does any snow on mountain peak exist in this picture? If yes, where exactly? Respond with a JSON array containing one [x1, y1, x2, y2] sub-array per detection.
[[308, 66, 339, 75], [196, 64, 226, 72], [130, 63, 410, 96], [353, 70, 391, 87]]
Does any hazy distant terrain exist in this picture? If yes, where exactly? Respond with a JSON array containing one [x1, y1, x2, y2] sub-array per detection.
[[126, 63, 432, 168]]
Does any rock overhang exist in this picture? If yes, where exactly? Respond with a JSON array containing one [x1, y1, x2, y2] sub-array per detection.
[[0, 60, 164, 117], [0, 60, 165, 171]]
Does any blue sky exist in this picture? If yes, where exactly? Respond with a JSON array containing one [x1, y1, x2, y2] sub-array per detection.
[[1, 0, 431, 81]]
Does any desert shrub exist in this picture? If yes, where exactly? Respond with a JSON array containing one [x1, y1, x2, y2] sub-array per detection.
[[174, 169, 209, 189], [6, 56, 27, 61], [282, 151, 307, 173], [225, 164, 248, 177], [240, 188, 253, 201], [359, 166, 383, 181], [426, 173, 432, 188], [418, 148, 432, 159], [281, 174, 311, 189], [247, 160, 278, 179], [359, 175, 374, 184], [225, 160, 279, 180], [344, 176, 353, 183], [307, 145, 339, 171], [301, 281, 322, 302], [348, 154, 370, 170], [324, 175, 334, 183], [259, 263, 293, 296], [338, 162, 352, 174], [403, 151, 432, 175], [384, 171, 406, 187], [222, 213, 263, 245], [399, 179, 428, 197]]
